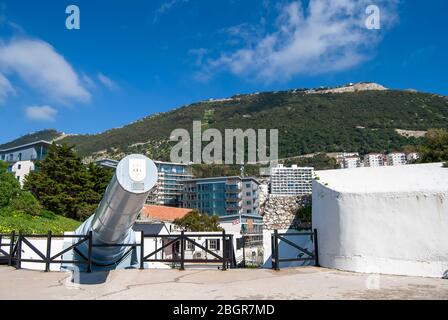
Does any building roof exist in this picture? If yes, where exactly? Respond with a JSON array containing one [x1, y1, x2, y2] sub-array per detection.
[[0, 140, 52, 153], [133, 222, 166, 235], [315, 163, 448, 194], [140, 205, 192, 222]]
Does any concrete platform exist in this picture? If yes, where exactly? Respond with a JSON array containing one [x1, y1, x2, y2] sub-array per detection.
[[0, 266, 447, 300]]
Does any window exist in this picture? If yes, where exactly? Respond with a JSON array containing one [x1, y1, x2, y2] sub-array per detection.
[[246, 200, 252, 205], [246, 183, 251, 188], [208, 239, 219, 251], [18, 164, 22, 170], [18, 153, 22, 161], [187, 241, 195, 251], [246, 192, 251, 196], [16, 176, 20, 181]]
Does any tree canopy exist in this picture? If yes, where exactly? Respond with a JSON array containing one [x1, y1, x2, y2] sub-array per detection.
[[24, 143, 113, 221], [418, 129, 448, 164], [173, 210, 222, 232], [0, 161, 21, 208]]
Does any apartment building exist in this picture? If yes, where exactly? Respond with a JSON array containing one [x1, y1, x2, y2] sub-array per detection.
[[270, 164, 313, 196], [0, 140, 51, 186], [147, 161, 193, 206], [387, 152, 407, 166], [95, 159, 193, 207], [363, 153, 387, 167], [336, 152, 362, 169], [181, 176, 260, 216]]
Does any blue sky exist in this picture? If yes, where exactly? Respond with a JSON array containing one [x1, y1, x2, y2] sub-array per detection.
[[0, 0, 447, 144]]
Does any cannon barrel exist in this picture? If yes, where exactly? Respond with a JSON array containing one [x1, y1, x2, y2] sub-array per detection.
[[75, 154, 158, 267]]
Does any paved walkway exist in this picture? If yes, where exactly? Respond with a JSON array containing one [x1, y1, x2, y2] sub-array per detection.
[[0, 266, 447, 300]]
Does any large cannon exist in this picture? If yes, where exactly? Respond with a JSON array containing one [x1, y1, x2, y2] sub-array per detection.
[[74, 154, 158, 269]]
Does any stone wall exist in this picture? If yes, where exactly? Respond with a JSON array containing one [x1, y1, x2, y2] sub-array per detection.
[[261, 195, 311, 230]]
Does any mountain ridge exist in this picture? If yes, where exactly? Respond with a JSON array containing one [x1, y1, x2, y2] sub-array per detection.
[[2, 82, 447, 162]]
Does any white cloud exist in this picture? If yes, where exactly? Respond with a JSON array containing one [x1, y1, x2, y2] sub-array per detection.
[[154, 0, 190, 23], [97, 73, 119, 91], [0, 72, 15, 103], [25, 105, 58, 122], [0, 39, 91, 103], [197, 0, 399, 82]]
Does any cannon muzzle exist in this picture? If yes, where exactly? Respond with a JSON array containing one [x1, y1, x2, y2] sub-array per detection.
[[75, 154, 158, 268]]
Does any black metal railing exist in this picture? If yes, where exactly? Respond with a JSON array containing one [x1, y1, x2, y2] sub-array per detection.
[[0, 230, 236, 272], [271, 229, 319, 271], [139, 230, 235, 271], [1, 231, 93, 272]]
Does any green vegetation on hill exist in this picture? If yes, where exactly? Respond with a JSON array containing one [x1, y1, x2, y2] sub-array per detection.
[[42, 90, 448, 160], [418, 129, 448, 164], [281, 153, 339, 170], [2, 89, 448, 163], [0, 208, 81, 234], [0, 160, 81, 234], [192, 153, 338, 178]]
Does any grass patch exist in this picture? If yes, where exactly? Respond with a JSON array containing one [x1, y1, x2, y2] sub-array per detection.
[[0, 210, 82, 234]]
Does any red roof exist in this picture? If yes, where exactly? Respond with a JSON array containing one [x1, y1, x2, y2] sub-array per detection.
[[140, 205, 192, 222]]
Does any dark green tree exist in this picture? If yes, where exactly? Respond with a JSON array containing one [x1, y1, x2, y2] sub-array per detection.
[[174, 210, 222, 232], [418, 129, 448, 163], [24, 143, 113, 221], [0, 161, 21, 208]]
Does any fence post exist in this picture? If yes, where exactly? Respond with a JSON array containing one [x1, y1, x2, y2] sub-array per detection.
[[87, 231, 93, 273], [45, 231, 52, 272], [8, 231, 15, 266], [139, 231, 144, 270], [242, 235, 246, 269], [180, 231, 185, 271], [16, 232, 22, 269], [222, 230, 227, 271], [313, 228, 319, 267], [270, 233, 274, 270], [274, 230, 280, 271]]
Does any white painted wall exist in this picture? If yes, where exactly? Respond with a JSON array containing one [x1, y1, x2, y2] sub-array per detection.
[[11, 160, 34, 186], [313, 163, 448, 278]]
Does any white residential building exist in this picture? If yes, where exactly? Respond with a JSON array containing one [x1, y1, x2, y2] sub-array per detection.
[[270, 164, 314, 196], [343, 156, 362, 169], [387, 152, 407, 166], [337, 153, 362, 169], [0, 140, 51, 186], [363, 153, 386, 167]]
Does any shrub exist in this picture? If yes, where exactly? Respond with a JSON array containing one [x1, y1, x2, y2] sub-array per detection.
[[9, 191, 42, 216]]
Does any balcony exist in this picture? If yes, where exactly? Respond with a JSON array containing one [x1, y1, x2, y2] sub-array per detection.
[[226, 202, 242, 210], [225, 197, 242, 203], [225, 185, 242, 193]]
